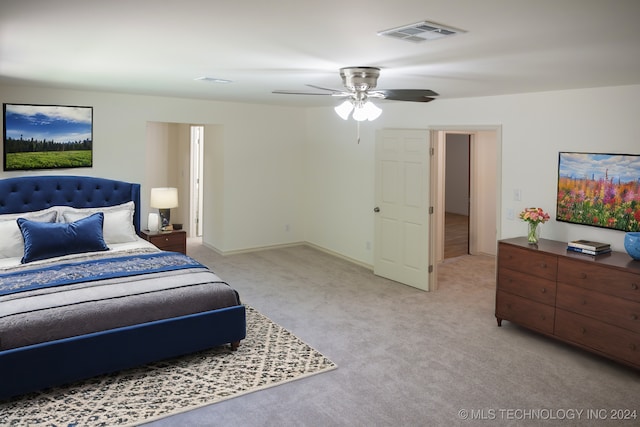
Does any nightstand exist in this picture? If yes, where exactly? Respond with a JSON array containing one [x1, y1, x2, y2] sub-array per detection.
[[139, 229, 187, 255]]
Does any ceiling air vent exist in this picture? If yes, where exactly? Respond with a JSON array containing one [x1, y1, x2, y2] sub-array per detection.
[[378, 20, 466, 43]]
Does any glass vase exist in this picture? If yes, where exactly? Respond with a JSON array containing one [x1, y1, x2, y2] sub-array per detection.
[[527, 222, 539, 244]]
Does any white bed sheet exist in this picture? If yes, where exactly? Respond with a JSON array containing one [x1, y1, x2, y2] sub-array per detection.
[[0, 237, 159, 270]]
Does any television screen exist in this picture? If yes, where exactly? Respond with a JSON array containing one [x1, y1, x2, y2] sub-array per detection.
[[556, 152, 640, 232], [3, 103, 93, 171]]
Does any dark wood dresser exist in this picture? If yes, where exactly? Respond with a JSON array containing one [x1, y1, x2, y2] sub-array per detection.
[[496, 237, 640, 369]]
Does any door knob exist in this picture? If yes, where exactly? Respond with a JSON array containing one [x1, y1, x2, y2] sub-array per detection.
[[374, 207, 380, 213]]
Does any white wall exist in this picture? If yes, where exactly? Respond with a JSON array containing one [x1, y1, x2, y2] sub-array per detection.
[[472, 130, 498, 255], [2, 83, 639, 264]]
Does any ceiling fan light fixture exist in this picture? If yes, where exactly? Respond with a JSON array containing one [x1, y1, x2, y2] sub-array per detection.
[[335, 99, 381, 121], [334, 100, 354, 120], [361, 101, 382, 121], [352, 106, 368, 122], [349, 101, 382, 122]]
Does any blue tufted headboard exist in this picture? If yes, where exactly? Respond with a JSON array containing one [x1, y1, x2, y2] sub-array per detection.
[[0, 175, 141, 233]]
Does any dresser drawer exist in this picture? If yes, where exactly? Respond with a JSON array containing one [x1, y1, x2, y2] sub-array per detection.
[[498, 268, 556, 305], [558, 258, 640, 303], [498, 243, 557, 281], [555, 309, 640, 367], [148, 232, 184, 247], [496, 290, 555, 334], [556, 283, 640, 333], [139, 230, 187, 255]]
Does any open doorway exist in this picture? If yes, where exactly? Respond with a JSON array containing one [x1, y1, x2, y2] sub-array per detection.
[[429, 126, 500, 290], [190, 125, 204, 238]]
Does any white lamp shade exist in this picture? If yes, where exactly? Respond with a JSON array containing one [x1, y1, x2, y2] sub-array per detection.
[[352, 101, 382, 121], [334, 100, 354, 120], [150, 187, 179, 209], [362, 101, 382, 121]]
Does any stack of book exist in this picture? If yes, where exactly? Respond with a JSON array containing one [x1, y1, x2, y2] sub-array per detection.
[[567, 240, 611, 256]]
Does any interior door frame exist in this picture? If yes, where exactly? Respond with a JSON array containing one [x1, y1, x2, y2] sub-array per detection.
[[429, 125, 502, 291]]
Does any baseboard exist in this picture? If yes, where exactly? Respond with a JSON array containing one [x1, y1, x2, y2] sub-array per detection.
[[302, 242, 373, 270], [198, 240, 373, 270], [200, 241, 306, 256]]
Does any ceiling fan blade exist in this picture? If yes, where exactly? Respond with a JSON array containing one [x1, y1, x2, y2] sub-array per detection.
[[272, 90, 334, 96], [305, 84, 344, 93], [374, 89, 439, 102]]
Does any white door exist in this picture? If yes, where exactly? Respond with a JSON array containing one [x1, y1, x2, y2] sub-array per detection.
[[374, 129, 431, 291]]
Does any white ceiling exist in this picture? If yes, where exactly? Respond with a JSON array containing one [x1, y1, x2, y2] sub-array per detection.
[[2, 0, 640, 107]]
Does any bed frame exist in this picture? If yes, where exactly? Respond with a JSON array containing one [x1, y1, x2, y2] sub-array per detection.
[[0, 175, 246, 400]]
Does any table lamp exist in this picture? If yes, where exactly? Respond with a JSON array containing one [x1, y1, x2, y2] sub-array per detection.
[[150, 187, 178, 231]]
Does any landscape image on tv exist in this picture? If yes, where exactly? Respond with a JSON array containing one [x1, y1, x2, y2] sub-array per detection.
[[3, 103, 93, 171], [556, 152, 640, 232]]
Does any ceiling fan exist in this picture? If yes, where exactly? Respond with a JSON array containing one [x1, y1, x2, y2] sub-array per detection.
[[273, 66, 438, 121]]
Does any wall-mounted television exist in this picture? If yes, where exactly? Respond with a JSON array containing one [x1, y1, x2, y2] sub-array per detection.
[[556, 152, 640, 232], [3, 103, 93, 171]]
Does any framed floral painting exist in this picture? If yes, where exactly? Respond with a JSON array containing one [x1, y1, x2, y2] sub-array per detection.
[[556, 152, 640, 232]]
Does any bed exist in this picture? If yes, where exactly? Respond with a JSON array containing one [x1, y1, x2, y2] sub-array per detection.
[[0, 175, 246, 400]]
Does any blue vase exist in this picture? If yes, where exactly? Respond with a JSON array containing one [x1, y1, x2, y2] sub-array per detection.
[[624, 232, 640, 260]]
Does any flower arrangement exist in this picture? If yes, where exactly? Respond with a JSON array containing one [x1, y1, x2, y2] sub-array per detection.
[[519, 207, 551, 225], [519, 207, 550, 244]]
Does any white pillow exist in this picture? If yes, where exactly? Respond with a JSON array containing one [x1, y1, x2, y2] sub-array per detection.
[[60, 201, 137, 244], [0, 208, 58, 258]]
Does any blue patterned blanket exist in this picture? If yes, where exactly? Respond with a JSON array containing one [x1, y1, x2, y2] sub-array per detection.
[[0, 252, 205, 296]]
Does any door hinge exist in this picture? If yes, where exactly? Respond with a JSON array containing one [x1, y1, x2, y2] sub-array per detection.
[[429, 206, 434, 214], [428, 265, 433, 273], [430, 147, 434, 156]]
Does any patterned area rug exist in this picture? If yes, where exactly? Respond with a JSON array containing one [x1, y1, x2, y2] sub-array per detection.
[[0, 306, 337, 426]]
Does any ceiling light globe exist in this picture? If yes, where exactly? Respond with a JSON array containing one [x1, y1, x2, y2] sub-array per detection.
[[334, 100, 353, 120], [363, 101, 382, 121]]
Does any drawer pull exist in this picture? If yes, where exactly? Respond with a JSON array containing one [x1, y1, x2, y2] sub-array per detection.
[[165, 237, 170, 242], [632, 283, 639, 291], [630, 343, 637, 351], [580, 273, 587, 279], [580, 327, 587, 334], [540, 263, 547, 269], [540, 315, 546, 320], [540, 288, 546, 293], [632, 314, 638, 321], [582, 299, 587, 305]]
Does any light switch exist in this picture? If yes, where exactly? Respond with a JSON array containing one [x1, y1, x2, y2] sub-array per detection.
[[513, 189, 522, 201]]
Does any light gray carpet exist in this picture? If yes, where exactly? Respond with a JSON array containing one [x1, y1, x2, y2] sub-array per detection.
[[145, 242, 640, 427]]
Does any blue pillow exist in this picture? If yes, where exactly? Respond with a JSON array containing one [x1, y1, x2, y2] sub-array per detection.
[[17, 212, 109, 263]]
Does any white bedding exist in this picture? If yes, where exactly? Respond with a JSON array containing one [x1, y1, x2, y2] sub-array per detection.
[[0, 237, 159, 270]]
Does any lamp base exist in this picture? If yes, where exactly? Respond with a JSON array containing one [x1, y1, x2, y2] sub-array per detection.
[[158, 208, 171, 231]]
